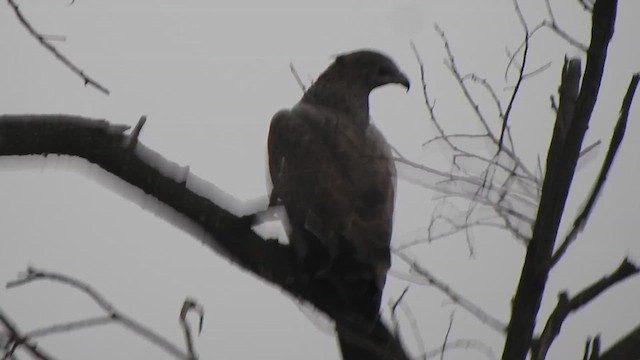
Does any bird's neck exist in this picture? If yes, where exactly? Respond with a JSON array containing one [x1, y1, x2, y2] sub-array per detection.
[[302, 77, 371, 129]]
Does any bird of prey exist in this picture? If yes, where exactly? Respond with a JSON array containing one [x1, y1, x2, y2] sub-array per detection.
[[267, 50, 409, 316]]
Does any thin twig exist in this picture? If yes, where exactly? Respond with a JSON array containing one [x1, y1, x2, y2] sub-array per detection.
[[0, 308, 58, 360], [498, 0, 530, 151], [25, 316, 113, 338], [543, 0, 589, 51], [388, 287, 427, 357], [389, 287, 410, 335], [6, 0, 110, 94], [179, 298, 204, 360], [393, 251, 507, 334], [422, 339, 497, 360], [6, 267, 191, 360], [441, 311, 455, 360], [289, 62, 307, 93]]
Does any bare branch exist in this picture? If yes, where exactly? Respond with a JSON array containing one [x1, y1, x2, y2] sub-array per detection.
[[25, 316, 112, 339], [389, 287, 410, 335], [388, 288, 427, 358], [435, 25, 498, 145], [0, 115, 410, 360], [498, 0, 530, 151], [423, 339, 497, 360], [441, 311, 455, 360], [393, 251, 507, 334], [0, 308, 58, 360], [502, 1, 618, 358], [6, 267, 192, 360], [531, 259, 639, 360], [289, 62, 307, 93], [179, 298, 204, 360], [6, 0, 110, 94], [552, 73, 639, 267], [544, 0, 589, 51]]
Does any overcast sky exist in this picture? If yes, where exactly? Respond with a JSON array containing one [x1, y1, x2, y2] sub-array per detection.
[[1, 0, 639, 359]]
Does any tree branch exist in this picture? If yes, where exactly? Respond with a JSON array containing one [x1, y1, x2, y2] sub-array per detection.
[[551, 73, 639, 266], [0, 307, 58, 360], [6, 0, 110, 95], [501, 1, 618, 359], [598, 324, 640, 360], [531, 259, 639, 360], [0, 114, 410, 360], [394, 250, 507, 334], [6, 267, 192, 360]]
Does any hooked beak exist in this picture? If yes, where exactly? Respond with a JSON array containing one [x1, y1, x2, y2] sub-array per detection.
[[394, 72, 410, 92]]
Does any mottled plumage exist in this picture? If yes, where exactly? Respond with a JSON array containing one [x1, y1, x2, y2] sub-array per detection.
[[267, 50, 409, 310]]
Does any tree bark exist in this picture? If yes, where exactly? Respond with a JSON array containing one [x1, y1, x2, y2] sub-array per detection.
[[501, 1, 618, 359], [0, 114, 409, 360]]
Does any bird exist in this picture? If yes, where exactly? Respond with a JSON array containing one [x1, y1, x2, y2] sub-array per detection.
[[267, 50, 409, 318]]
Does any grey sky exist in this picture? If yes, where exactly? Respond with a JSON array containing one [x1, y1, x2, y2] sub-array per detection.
[[1, 0, 639, 359]]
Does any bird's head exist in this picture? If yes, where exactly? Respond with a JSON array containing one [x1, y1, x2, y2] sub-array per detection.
[[331, 50, 410, 92]]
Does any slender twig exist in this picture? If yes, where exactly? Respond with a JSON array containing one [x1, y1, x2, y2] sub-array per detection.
[[393, 251, 507, 334], [389, 287, 410, 335], [289, 63, 307, 93], [6, 267, 191, 360], [388, 287, 426, 357], [498, 0, 530, 151], [0, 308, 57, 360], [551, 74, 639, 267], [435, 26, 535, 180], [398, 302, 426, 359], [179, 298, 204, 360], [6, 0, 110, 94], [543, 0, 589, 51], [422, 339, 497, 360], [25, 316, 113, 338], [441, 311, 455, 360], [545, 20, 589, 52]]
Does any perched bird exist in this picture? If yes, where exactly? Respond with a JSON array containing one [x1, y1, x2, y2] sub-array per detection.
[[267, 50, 409, 317]]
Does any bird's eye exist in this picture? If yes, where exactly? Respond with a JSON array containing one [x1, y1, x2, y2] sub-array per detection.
[[378, 66, 392, 77]]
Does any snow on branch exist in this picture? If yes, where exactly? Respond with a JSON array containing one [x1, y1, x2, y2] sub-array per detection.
[[0, 114, 411, 360]]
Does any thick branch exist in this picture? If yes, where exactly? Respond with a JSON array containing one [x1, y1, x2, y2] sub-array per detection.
[[598, 324, 640, 360], [0, 115, 409, 360], [552, 73, 639, 266], [501, 1, 618, 359]]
